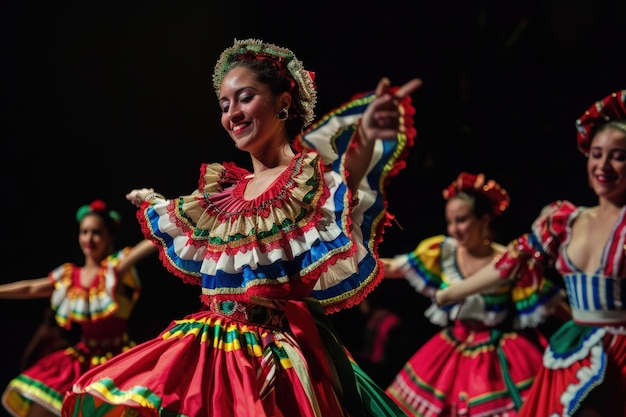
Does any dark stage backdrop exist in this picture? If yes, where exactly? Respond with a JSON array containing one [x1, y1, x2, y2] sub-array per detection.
[[2, 1, 625, 412]]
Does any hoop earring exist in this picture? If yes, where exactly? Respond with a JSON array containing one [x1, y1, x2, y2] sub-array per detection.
[[277, 108, 288, 121]]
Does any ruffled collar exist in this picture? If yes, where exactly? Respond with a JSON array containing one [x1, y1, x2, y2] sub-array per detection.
[[178, 151, 327, 257], [50, 251, 123, 328]]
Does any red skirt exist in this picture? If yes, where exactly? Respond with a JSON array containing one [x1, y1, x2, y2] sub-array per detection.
[[386, 320, 545, 416], [63, 301, 352, 417], [517, 322, 626, 417], [1, 332, 134, 417]]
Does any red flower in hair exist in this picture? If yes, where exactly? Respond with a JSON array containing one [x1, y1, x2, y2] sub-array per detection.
[[442, 172, 510, 217], [76, 199, 119, 224], [90, 200, 107, 212]]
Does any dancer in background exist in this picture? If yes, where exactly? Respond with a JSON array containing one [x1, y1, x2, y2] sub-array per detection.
[[0, 200, 156, 417], [436, 90, 626, 416], [63, 38, 422, 417], [383, 172, 565, 416]]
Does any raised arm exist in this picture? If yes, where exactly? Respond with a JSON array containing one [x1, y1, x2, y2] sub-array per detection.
[[116, 239, 158, 277], [0, 277, 54, 299], [345, 77, 422, 194], [126, 187, 164, 208], [380, 257, 406, 279], [435, 259, 503, 306]]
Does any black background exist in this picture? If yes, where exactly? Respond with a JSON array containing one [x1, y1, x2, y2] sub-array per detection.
[[2, 1, 626, 412]]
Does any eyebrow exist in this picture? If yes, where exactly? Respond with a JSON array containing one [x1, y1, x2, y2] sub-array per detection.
[[218, 86, 257, 102]]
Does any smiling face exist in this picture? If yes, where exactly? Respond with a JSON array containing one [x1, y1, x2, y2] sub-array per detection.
[[78, 214, 114, 263], [218, 66, 290, 154], [587, 124, 626, 203], [445, 196, 491, 250]]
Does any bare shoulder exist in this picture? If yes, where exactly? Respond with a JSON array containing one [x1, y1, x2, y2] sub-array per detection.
[[576, 205, 598, 220], [491, 242, 507, 256]]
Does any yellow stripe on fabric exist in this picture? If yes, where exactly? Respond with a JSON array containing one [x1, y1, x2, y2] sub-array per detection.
[[82, 378, 162, 410], [400, 364, 447, 401], [161, 317, 265, 356], [464, 377, 534, 407], [6, 376, 63, 412], [440, 329, 521, 358]]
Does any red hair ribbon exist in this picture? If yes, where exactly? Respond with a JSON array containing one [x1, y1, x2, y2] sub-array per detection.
[[576, 90, 626, 155]]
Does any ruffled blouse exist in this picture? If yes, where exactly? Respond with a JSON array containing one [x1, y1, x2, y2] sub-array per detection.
[[394, 234, 560, 328], [496, 200, 626, 325], [49, 247, 141, 329], [137, 90, 417, 314]]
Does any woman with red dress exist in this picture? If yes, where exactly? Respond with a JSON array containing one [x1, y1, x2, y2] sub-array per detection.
[[437, 90, 626, 417], [62, 38, 423, 417], [0, 200, 156, 417], [382, 172, 565, 416]]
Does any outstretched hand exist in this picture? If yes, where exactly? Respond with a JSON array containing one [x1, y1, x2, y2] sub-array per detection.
[[360, 77, 422, 142], [126, 188, 154, 207]]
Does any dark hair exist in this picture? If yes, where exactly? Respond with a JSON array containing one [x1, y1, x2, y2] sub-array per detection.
[[76, 200, 121, 236], [227, 58, 306, 141], [83, 211, 120, 237], [449, 190, 495, 219]]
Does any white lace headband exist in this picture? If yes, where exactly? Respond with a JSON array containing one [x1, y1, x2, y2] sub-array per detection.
[[212, 38, 317, 127]]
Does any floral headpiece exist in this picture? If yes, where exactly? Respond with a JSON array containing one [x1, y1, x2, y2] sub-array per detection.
[[576, 90, 626, 155], [76, 199, 121, 225], [212, 38, 317, 127], [442, 172, 510, 217]]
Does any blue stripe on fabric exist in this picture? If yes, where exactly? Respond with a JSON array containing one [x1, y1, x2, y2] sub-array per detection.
[[566, 348, 606, 415], [606, 277, 615, 309], [569, 275, 579, 310], [527, 232, 542, 251], [563, 274, 626, 311], [407, 252, 440, 290], [147, 208, 204, 276], [365, 137, 399, 204], [298, 91, 409, 306], [310, 252, 378, 300], [318, 97, 372, 176], [581, 274, 589, 310], [203, 255, 294, 290], [201, 230, 353, 292], [592, 275, 601, 310]]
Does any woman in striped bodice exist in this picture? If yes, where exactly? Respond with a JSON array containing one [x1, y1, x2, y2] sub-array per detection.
[[436, 90, 626, 417]]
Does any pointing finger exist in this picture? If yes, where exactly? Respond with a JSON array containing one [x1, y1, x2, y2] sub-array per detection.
[[394, 78, 423, 99]]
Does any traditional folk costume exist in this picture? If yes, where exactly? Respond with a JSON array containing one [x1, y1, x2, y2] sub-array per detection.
[[63, 39, 417, 417], [2, 249, 141, 417], [385, 173, 563, 417], [512, 90, 626, 417]]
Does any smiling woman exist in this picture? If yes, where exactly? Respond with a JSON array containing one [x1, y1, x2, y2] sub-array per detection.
[[62, 38, 423, 417], [435, 90, 626, 417], [0, 200, 157, 417], [380, 172, 564, 417]]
